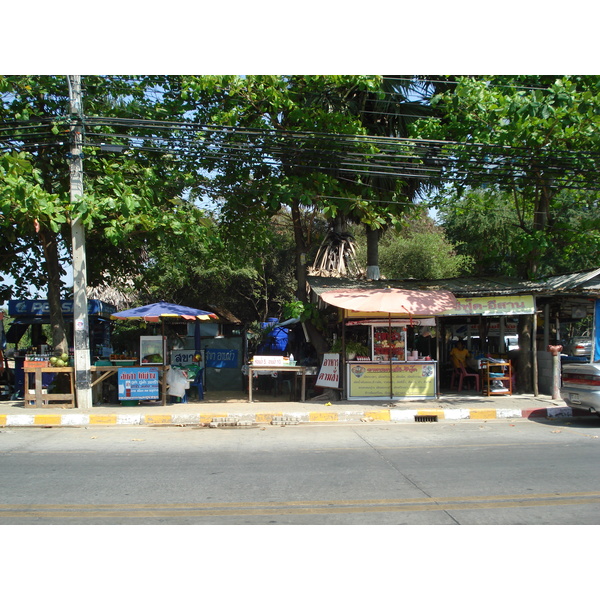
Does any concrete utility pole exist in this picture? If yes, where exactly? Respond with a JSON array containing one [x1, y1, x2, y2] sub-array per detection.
[[67, 75, 92, 409]]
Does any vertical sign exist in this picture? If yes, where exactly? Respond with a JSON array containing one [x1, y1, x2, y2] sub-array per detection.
[[316, 353, 340, 389]]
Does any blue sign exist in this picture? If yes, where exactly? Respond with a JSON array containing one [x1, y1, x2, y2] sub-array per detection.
[[118, 367, 159, 401], [205, 348, 239, 369], [8, 299, 115, 318]]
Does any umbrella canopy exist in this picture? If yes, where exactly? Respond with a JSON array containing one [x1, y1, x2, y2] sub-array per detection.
[[110, 302, 217, 322], [319, 287, 457, 315]]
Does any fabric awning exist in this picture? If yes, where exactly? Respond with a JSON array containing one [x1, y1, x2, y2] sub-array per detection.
[[110, 302, 217, 322], [319, 287, 458, 315]]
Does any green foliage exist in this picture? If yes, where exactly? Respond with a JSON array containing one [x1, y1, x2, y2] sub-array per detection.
[[353, 213, 473, 279], [414, 75, 600, 277], [437, 186, 600, 278]]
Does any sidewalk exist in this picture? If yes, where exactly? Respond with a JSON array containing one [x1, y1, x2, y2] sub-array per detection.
[[0, 388, 587, 427]]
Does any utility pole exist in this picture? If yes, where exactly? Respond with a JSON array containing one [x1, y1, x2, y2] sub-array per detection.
[[67, 75, 92, 409]]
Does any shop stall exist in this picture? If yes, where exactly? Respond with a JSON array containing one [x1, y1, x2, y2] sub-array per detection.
[[6, 298, 115, 400], [317, 287, 458, 401], [109, 302, 217, 406]]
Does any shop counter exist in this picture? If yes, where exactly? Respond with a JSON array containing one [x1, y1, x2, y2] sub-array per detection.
[[346, 360, 437, 400]]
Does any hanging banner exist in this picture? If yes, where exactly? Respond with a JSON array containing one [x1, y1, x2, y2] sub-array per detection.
[[316, 353, 340, 389]]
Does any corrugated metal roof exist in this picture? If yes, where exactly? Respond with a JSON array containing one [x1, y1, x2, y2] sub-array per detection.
[[307, 268, 600, 300]]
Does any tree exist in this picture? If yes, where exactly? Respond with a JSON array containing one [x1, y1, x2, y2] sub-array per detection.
[[353, 211, 473, 279], [348, 76, 437, 279], [136, 211, 298, 324], [0, 76, 211, 352], [415, 75, 600, 278], [173, 75, 407, 354], [437, 186, 600, 277]]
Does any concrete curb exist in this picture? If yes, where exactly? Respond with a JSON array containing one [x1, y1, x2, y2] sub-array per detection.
[[0, 406, 591, 427]]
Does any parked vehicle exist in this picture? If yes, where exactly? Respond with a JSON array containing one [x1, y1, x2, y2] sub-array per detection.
[[505, 335, 519, 352], [561, 362, 600, 416], [563, 335, 592, 357]]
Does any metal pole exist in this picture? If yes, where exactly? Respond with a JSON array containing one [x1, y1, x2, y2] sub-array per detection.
[[68, 75, 92, 409]]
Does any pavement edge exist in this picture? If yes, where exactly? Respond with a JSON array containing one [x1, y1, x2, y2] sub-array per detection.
[[0, 406, 591, 427]]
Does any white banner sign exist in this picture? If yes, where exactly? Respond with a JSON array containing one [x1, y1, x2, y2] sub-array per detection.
[[253, 355, 284, 367], [316, 353, 340, 389]]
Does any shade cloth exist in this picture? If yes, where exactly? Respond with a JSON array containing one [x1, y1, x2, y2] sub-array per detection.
[[319, 287, 458, 315], [110, 302, 217, 323]]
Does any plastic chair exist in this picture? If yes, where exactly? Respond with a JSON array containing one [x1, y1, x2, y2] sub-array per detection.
[[451, 366, 480, 392], [184, 368, 204, 402]]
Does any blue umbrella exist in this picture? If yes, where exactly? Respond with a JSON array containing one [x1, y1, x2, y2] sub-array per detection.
[[111, 302, 217, 323]]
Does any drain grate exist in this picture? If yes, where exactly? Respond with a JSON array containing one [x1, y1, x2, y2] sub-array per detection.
[[414, 415, 438, 423]]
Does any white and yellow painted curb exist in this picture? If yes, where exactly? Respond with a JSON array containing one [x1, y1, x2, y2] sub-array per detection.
[[0, 406, 583, 427]]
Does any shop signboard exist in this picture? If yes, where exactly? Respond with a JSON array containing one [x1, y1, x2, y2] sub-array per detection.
[[441, 295, 535, 316], [206, 348, 239, 369], [8, 299, 115, 318], [253, 355, 284, 367], [316, 353, 340, 389], [118, 367, 159, 401], [170, 350, 198, 367], [348, 362, 436, 398]]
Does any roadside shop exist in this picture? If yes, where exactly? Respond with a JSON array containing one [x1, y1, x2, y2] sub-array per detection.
[[309, 282, 459, 401], [309, 268, 600, 400], [6, 298, 116, 401], [106, 302, 218, 405]]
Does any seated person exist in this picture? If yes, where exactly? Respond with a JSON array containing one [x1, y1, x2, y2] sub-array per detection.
[[450, 340, 476, 372]]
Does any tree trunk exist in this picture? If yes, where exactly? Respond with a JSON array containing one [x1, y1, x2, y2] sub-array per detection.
[[516, 314, 533, 393], [366, 225, 380, 280], [37, 226, 68, 353], [291, 198, 329, 357]]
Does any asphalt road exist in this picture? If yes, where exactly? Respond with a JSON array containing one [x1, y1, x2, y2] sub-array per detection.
[[1, 417, 599, 525]]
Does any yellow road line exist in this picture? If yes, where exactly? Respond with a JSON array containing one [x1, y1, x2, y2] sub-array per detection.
[[1, 491, 600, 518]]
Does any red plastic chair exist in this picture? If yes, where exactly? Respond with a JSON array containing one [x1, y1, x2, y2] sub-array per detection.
[[451, 366, 480, 392]]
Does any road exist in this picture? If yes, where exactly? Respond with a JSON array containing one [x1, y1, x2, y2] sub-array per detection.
[[1, 417, 599, 525]]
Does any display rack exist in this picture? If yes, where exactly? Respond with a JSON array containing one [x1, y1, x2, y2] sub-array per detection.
[[482, 360, 512, 396]]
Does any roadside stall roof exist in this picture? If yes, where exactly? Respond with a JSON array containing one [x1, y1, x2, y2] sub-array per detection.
[[309, 269, 600, 321], [319, 287, 458, 316], [309, 268, 600, 299]]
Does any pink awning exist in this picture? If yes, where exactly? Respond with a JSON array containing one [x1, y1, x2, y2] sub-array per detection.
[[319, 287, 458, 315]]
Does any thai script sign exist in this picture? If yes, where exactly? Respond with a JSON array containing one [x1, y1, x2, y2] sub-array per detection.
[[252, 355, 283, 367], [118, 367, 159, 401], [348, 362, 435, 398], [316, 353, 340, 389], [206, 348, 239, 368], [441, 295, 535, 316], [170, 350, 198, 367]]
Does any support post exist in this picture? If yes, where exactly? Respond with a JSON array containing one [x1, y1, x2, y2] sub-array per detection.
[[68, 75, 92, 409]]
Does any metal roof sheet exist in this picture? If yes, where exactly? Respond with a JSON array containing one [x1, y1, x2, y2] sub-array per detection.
[[307, 268, 600, 300]]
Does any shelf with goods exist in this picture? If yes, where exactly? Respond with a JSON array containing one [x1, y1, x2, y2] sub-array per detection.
[[372, 326, 406, 361], [482, 360, 512, 396]]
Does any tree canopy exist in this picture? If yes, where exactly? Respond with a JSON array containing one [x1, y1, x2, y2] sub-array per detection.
[[414, 75, 600, 277]]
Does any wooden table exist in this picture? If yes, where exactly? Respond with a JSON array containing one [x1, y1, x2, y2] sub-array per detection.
[[247, 365, 307, 402], [23, 366, 75, 408]]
